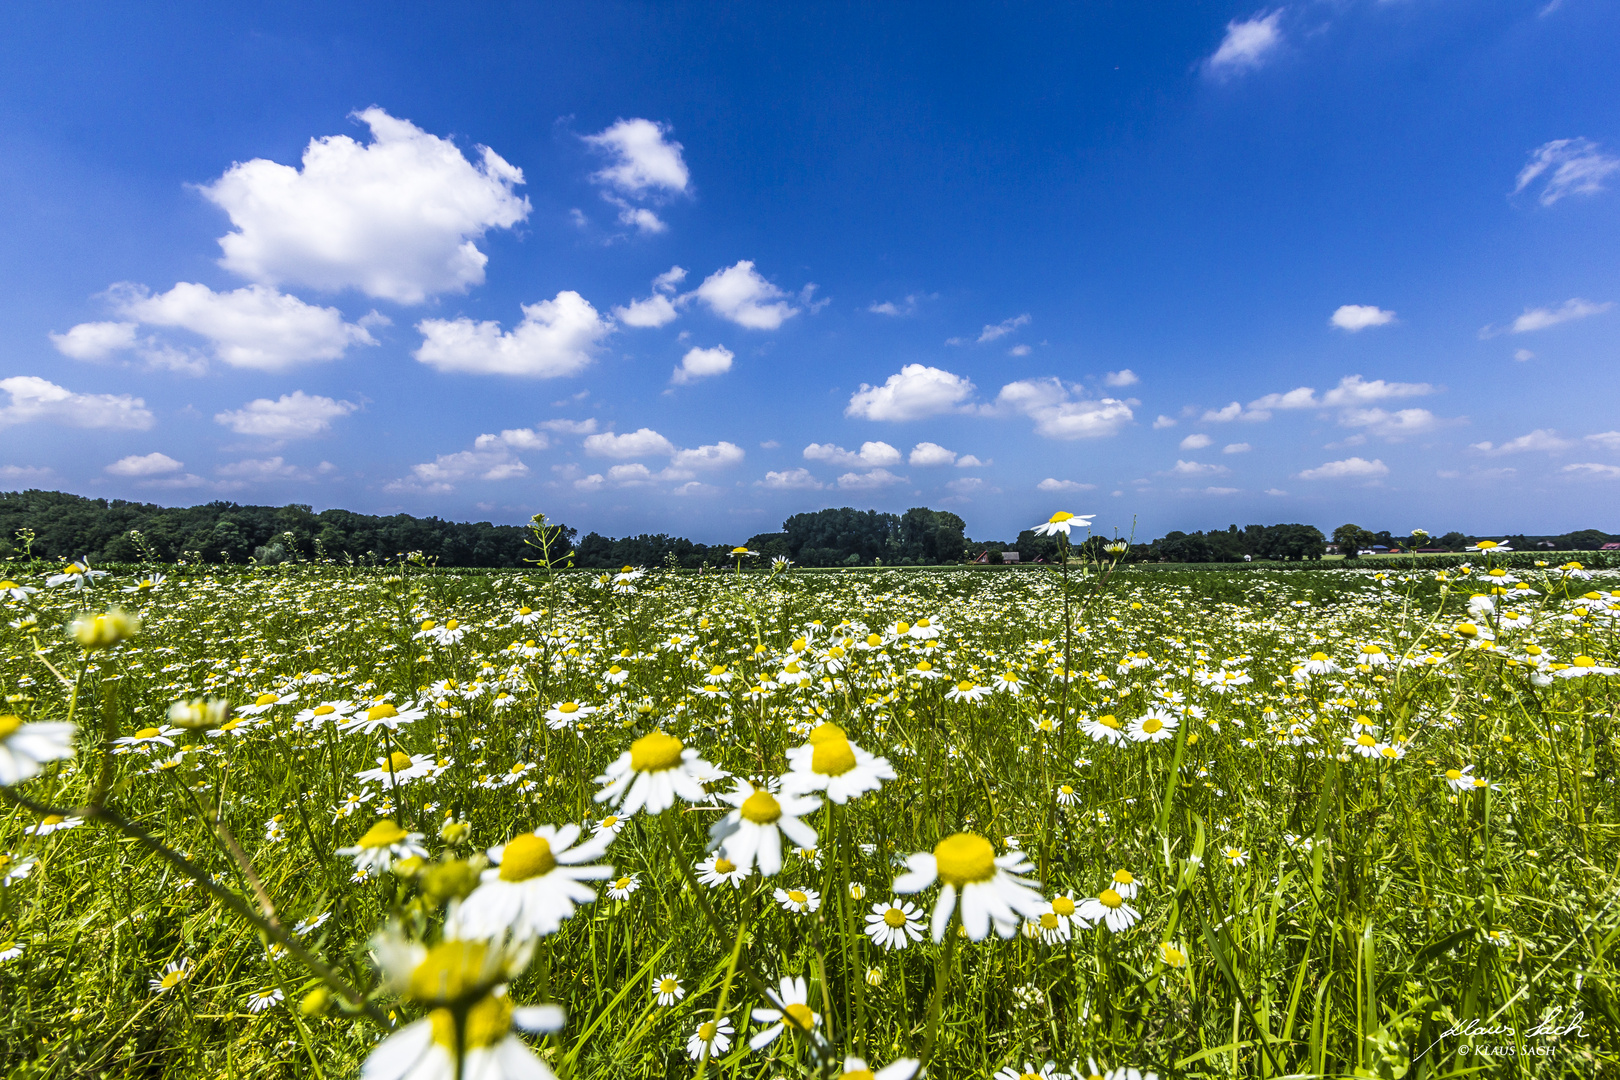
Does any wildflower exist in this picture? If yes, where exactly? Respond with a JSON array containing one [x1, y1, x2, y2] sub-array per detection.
[[839, 1057, 920, 1080], [865, 899, 925, 950], [122, 574, 166, 594], [946, 680, 992, 703], [1128, 711, 1177, 744], [0, 579, 38, 602], [1031, 512, 1094, 538], [1222, 846, 1248, 867], [781, 723, 896, 803], [1, 853, 38, 885], [363, 934, 564, 1080], [332, 790, 376, 819], [112, 725, 180, 755], [1487, 928, 1510, 947], [237, 690, 298, 717], [749, 975, 820, 1050], [245, 988, 284, 1013], [774, 886, 822, 914], [1294, 652, 1341, 678], [46, 559, 108, 590], [447, 824, 614, 940], [594, 731, 720, 816], [709, 779, 820, 876], [168, 698, 230, 730], [686, 1016, 735, 1061], [1082, 714, 1129, 746], [994, 1061, 1069, 1080], [23, 813, 82, 837], [294, 912, 332, 935], [339, 701, 425, 736], [1078, 886, 1141, 932], [336, 820, 428, 874], [1342, 731, 1384, 760], [893, 832, 1047, 941], [607, 873, 640, 901], [0, 714, 76, 784], [652, 973, 685, 1006], [0, 940, 23, 962], [544, 701, 598, 729], [696, 852, 751, 889], [1055, 783, 1080, 806], [68, 609, 140, 649], [293, 701, 352, 727], [149, 958, 194, 994], [357, 751, 436, 789]]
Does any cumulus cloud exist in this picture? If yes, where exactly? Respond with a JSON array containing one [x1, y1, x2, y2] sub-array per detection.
[[415, 291, 610, 378], [869, 294, 924, 317], [691, 261, 798, 330], [50, 321, 138, 361], [908, 442, 957, 467], [1337, 407, 1445, 441], [216, 456, 309, 483], [1469, 429, 1574, 455], [945, 477, 984, 495], [540, 418, 598, 435], [1246, 386, 1317, 412], [672, 344, 734, 384], [955, 454, 988, 468], [670, 442, 745, 470], [1331, 305, 1397, 331], [583, 119, 690, 197], [756, 468, 824, 490], [214, 391, 357, 439], [1180, 433, 1213, 450], [846, 364, 976, 422], [837, 468, 906, 490], [1296, 457, 1389, 481], [1162, 460, 1229, 477], [0, 376, 153, 430], [1037, 478, 1096, 493], [1513, 138, 1620, 206], [584, 428, 676, 459], [1152, 414, 1177, 430], [389, 427, 548, 492], [102, 282, 381, 371], [993, 377, 1133, 440], [805, 441, 902, 468], [1223, 442, 1251, 454], [1201, 401, 1269, 423], [1500, 298, 1613, 335], [1586, 431, 1620, 451], [200, 107, 529, 304], [1205, 10, 1283, 75], [1563, 463, 1620, 479], [106, 452, 182, 477], [614, 266, 686, 328], [1103, 369, 1139, 387], [949, 313, 1029, 346]]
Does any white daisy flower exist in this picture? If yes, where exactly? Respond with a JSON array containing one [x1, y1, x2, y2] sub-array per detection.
[[892, 832, 1047, 941], [1, 852, 38, 885], [356, 752, 437, 789], [149, 957, 194, 994], [447, 825, 614, 940], [244, 987, 284, 1013], [594, 731, 718, 817], [1081, 714, 1130, 746], [696, 852, 751, 889], [708, 779, 820, 877], [774, 886, 821, 914], [864, 899, 925, 950], [1127, 711, 1177, 744], [0, 939, 23, 962], [781, 724, 895, 804], [1077, 886, 1141, 932], [339, 701, 426, 736], [1031, 512, 1093, 538], [838, 1056, 920, 1080], [544, 701, 598, 730], [336, 820, 428, 874], [0, 714, 76, 784], [1107, 869, 1140, 900], [606, 873, 640, 901], [46, 559, 108, 590], [748, 975, 820, 1050], [994, 1060, 1070, 1080], [652, 973, 685, 1006], [686, 1016, 734, 1061]]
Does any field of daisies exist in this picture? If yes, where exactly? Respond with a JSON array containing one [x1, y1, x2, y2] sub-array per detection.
[[0, 538, 1616, 1078]]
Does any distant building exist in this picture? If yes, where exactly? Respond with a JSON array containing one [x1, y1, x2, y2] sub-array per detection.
[[1603, 542, 1620, 551]]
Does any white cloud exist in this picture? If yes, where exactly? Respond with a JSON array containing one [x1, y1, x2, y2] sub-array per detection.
[[1507, 298, 1613, 334], [573, 473, 605, 492], [540, 417, 598, 435], [908, 442, 957, 467], [0, 376, 153, 431], [1513, 138, 1620, 206], [1264, 487, 1288, 496], [1331, 305, 1397, 331], [1247, 386, 1317, 411], [1163, 460, 1229, 477], [201, 107, 529, 304], [670, 442, 745, 471], [1320, 375, 1435, 407], [415, 291, 610, 378], [0, 465, 54, 483], [847, 364, 976, 422], [1037, 478, 1096, 493], [961, 313, 1030, 344], [584, 427, 676, 459], [945, 477, 984, 494], [1296, 457, 1389, 481], [955, 454, 988, 468], [1008, 344, 1031, 357], [1469, 429, 1574, 455], [1205, 10, 1283, 75], [691, 261, 798, 330], [111, 282, 379, 371], [216, 456, 308, 482], [837, 468, 906, 490], [1152, 414, 1177, 430], [606, 463, 657, 486], [1204, 486, 1240, 496], [805, 441, 902, 468], [390, 426, 548, 492], [672, 345, 734, 385], [991, 377, 1133, 440], [484, 427, 550, 451], [1180, 433, 1213, 450], [107, 452, 182, 477], [1338, 407, 1445, 441], [869, 294, 922, 316], [614, 266, 687, 328], [50, 321, 138, 360], [1514, 349, 1535, 362], [583, 119, 690, 197], [1585, 431, 1620, 451], [1563, 462, 1620, 479], [1201, 401, 1269, 423], [1103, 369, 1139, 387], [756, 468, 823, 490], [214, 391, 357, 439], [652, 266, 687, 293], [1223, 442, 1251, 454]]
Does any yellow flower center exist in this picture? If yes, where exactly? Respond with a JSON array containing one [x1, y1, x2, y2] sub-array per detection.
[[1039, 912, 1060, 929], [783, 1003, 816, 1030], [1444, 769, 1462, 780], [934, 833, 997, 886], [1099, 714, 1120, 729], [1052, 895, 1076, 916], [629, 731, 685, 772], [161, 971, 183, 989], [313, 705, 335, 716], [895, 622, 911, 635], [614, 876, 632, 889], [499, 833, 556, 881], [601, 815, 618, 828], [0, 715, 21, 739], [357, 820, 408, 848], [133, 727, 160, 739], [420, 620, 437, 632], [1362, 646, 1383, 655], [608, 666, 622, 675], [1454, 622, 1478, 637], [558, 702, 579, 714], [366, 703, 399, 722], [1141, 718, 1163, 734], [1356, 733, 1376, 747], [1113, 870, 1134, 885], [1049, 512, 1075, 523], [1161, 944, 1186, 966], [740, 789, 783, 824], [519, 607, 532, 615], [41, 814, 64, 826], [884, 907, 908, 927], [787, 890, 809, 904], [254, 693, 279, 706], [956, 681, 976, 693], [1574, 656, 1595, 668], [714, 857, 736, 874], [427, 993, 510, 1048], [0, 580, 15, 589], [866, 634, 882, 647], [1059, 785, 1074, 795], [811, 735, 858, 776], [845, 1070, 875, 1080], [445, 620, 458, 631], [1098, 888, 1123, 909], [698, 1021, 718, 1041]]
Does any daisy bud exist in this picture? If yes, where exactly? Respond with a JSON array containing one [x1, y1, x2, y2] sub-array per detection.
[[300, 988, 331, 1017], [421, 859, 480, 904], [69, 609, 140, 649], [865, 967, 884, 987], [168, 698, 230, 730], [439, 819, 472, 845]]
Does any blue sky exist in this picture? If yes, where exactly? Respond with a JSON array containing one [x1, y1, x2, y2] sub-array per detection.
[[1, 1, 1617, 543]]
